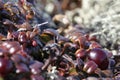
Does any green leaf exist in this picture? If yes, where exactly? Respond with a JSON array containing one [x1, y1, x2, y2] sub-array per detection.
[[69, 67, 78, 76], [0, 77, 4, 80]]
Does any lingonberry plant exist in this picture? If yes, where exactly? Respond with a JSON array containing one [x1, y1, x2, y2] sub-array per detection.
[[0, 0, 118, 80]]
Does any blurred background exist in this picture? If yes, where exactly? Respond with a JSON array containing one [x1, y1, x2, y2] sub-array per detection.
[[4, 0, 120, 55]]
